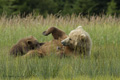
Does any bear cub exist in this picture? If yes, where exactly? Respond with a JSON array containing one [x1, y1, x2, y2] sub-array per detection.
[[10, 36, 44, 57]]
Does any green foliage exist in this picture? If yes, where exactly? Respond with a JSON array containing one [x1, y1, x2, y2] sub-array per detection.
[[0, 0, 14, 15], [62, 0, 76, 15], [0, 0, 120, 16], [107, 0, 117, 15], [73, 0, 97, 15], [10, 0, 57, 17]]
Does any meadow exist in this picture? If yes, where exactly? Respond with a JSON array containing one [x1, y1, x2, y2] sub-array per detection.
[[0, 14, 120, 80]]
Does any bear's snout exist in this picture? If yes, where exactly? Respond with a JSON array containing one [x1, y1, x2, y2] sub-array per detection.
[[61, 41, 65, 45], [61, 40, 68, 46]]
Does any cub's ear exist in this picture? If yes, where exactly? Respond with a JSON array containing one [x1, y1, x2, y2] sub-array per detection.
[[28, 35, 34, 38], [27, 40, 32, 45]]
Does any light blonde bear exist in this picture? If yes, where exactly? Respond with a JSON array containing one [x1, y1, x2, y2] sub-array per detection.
[[61, 26, 92, 56]]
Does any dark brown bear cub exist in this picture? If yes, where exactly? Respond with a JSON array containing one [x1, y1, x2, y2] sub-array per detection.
[[10, 36, 43, 57]]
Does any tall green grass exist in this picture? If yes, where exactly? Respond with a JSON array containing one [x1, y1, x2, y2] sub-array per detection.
[[0, 15, 120, 80]]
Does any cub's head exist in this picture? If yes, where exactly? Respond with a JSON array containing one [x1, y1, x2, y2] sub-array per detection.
[[10, 36, 44, 57], [26, 36, 44, 50]]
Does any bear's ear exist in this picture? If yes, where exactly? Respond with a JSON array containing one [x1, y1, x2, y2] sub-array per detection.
[[77, 26, 82, 29], [28, 35, 34, 38], [81, 34, 86, 41], [27, 40, 32, 45]]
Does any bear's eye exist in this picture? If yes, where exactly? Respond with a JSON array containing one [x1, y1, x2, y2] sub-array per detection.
[[69, 38, 72, 40]]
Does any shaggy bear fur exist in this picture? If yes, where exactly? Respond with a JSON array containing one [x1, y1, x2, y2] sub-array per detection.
[[61, 26, 92, 56]]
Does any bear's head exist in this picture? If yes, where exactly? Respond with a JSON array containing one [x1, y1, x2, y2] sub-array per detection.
[[10, 36, 45, 57], [25, 36, 44, 50], [61, 26, 87, 49]]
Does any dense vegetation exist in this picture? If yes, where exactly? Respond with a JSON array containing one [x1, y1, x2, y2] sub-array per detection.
[[0, 0, 120, 16], [0, 15, 120, 80]]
